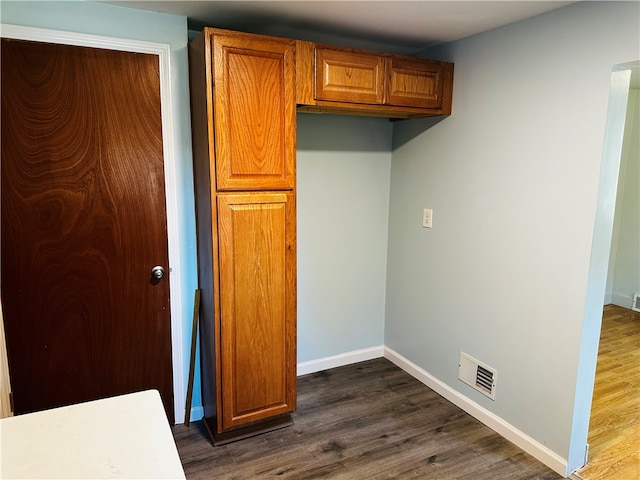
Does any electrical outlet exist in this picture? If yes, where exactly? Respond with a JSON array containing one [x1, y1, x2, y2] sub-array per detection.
[[422, 208, 433, 228]]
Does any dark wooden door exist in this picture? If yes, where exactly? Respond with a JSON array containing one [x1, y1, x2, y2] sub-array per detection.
[[1, 38, 174, 423]]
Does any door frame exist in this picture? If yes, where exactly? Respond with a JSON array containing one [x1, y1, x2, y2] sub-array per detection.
[[566, 63, 635, 474], [0, 23, 185, 423]]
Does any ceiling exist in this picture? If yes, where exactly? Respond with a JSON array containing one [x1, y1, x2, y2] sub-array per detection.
[[101, 1, 577, 54]]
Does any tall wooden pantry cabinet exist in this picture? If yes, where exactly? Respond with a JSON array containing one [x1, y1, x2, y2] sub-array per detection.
[[188, 28, 297, 444]]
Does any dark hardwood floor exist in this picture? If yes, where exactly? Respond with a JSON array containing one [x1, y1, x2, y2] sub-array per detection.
[[173, 358, 562, 479]]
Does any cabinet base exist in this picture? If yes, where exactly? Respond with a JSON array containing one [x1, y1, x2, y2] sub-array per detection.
[[203, 414, 293, 446]]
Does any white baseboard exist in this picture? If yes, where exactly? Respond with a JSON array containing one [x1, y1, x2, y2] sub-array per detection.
[[186, 346, 572, 477], [611, 293, 634, 310], [383, 346, 569, 477], [187, 405, 204, 423], [181, 347, 384, 424], [297, 345, 384, 376]]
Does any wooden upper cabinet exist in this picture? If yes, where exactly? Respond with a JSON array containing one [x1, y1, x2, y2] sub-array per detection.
[[386, 57, 444, 109], [315, 48, 385, 104], [212, 31, 296, 191], [297, 41, 454, 118]]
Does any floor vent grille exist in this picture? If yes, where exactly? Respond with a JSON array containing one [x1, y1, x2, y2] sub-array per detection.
[[632, 293, 640, 313], [458, 352, 497, 400]]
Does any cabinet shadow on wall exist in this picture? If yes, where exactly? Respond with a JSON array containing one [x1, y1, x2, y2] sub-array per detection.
[[391, 114, 449, 150], [297, 113, 395, 152], [298, 112, 448, 153]]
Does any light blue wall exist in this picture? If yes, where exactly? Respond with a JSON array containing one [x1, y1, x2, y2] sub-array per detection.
[[387, 1, 639, 472], [0, 1, 201, 420], [297, 114, 392, 362]]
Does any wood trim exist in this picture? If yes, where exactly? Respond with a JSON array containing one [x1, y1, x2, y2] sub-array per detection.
[[0, 23, 186, 424], [295, 40, 315, 105], [0, 297, 12, 418], [297, 102, 448, 119], [204, 414, 293, 446], [440, 61, 455, 116]]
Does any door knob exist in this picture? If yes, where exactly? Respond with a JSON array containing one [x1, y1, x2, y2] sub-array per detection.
[[151, 265, 165, 280]]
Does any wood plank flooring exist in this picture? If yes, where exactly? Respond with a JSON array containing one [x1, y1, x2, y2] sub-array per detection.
[[173, 358, 561, 479], [578, 304, 640, 480]]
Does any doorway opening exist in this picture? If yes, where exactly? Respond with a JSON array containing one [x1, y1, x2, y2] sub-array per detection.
[[574, 62, 639, 479], [582, 64, 639, 480]]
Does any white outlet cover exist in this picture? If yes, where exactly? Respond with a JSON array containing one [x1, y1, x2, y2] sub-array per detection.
[[422, 208, 433, 228]]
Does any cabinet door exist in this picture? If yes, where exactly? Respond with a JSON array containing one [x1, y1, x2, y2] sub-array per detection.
[[315, 47, 385, 104], [213, 33, 295, 191], [217, 192, 296, 430], [386, 57, 444, 109]]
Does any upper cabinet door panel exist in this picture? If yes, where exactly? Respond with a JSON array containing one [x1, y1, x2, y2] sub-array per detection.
[[212, 33, 295, 191], [387, 57, 444, 109], [315, 48, 385, 104]]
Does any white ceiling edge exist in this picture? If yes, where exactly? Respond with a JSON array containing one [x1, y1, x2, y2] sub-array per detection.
[[98, 1, 577, 54]]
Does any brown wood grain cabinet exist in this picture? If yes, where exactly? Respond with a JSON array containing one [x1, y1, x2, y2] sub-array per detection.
[[297, 42, 454, 118], [212, 33, 296, 191], [315, 48, 386, 104], [188, 27, 454, 446], [188, 28, 297, 444], [217, 192, 297, 430]]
